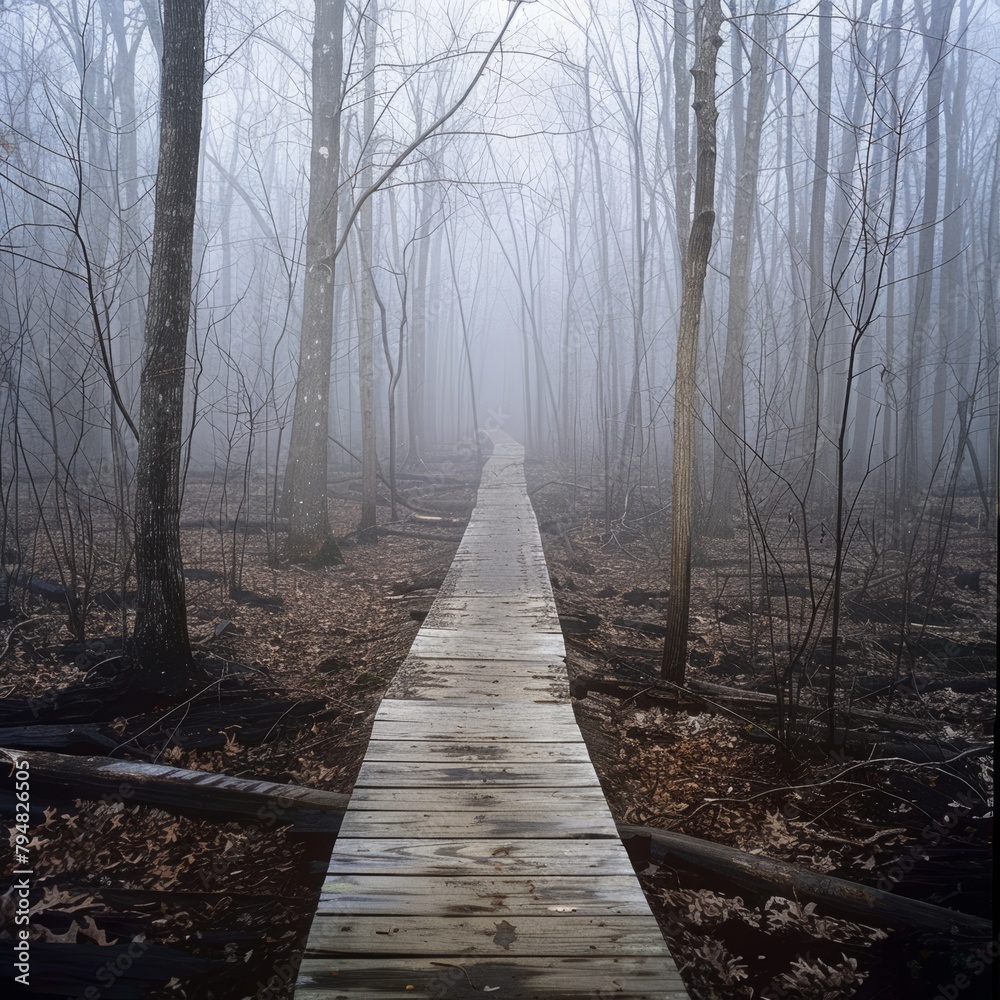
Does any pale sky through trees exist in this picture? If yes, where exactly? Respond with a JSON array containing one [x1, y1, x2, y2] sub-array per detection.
[[1, 0, 997, 533]]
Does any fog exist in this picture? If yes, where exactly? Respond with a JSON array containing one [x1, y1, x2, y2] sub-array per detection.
[[1, 0, 997, 624]]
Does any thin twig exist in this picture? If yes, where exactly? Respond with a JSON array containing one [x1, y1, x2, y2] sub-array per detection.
[[0, 617, 42, 666]]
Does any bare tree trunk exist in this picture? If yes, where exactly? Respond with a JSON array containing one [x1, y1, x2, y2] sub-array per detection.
[[125, 0, 204, 689], [881, 0, 905, 486], [663, 0, 724, 684], [406, 183, 433, 464], [583, 62, 617, 528], [357, 0, 378, 539], [559, 156, 582, 456], [932, 0, 969, 461], [984, 132, 999, 526], [672, 0, 692, 257], [708, 0, 771, 535], [802, 0, 833, 467], [283, 0, 346, 564], [899, 0, 956, 536]]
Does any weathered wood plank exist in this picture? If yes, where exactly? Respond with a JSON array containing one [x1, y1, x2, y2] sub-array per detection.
[[355, 761, 601, 787], [369, 721, 585, 743], [392, 656, 567, 676], [388, 676, 568, 698], [408, 637, 566, 660], [338, 810, 619, 840], [316, 875, 656, 916], [374, 701, 578, 722], [348, 786, 610, 811], [295, 432, 687, 998], [296, 957, 688, 998], [322, 839, 638, 877], [388, 666, 568, 703], [362, 740, 593, 764], [306, 915, 669, 957]]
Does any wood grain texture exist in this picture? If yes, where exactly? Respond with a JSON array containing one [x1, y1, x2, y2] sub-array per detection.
[[316, 874, 658, 916], [355, 761, 601, 787], [348, 787, 610, 811], [295, 433, 687, 998], [307, 915, 670, 957], [362, 740, 593, 764], [338, 810, 619, 840], [296, 957, 688, 999], [322, 839, 639, 877]]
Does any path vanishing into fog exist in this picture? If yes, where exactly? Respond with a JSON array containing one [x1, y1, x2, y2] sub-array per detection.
[[293, 431, 688, 999]]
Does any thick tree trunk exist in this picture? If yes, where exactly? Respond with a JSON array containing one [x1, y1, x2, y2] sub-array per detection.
[[283, 0, 347, 564], [124, 0, 205, 691], [662, 0, 723, 683]]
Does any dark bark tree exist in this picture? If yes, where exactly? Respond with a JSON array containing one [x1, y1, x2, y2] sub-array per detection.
[[662, 0, 724, 683], [124, 0, 205, 690]]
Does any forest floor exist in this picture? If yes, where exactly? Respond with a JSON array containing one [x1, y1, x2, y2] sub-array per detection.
[[524, 462, 994, 1000], [0, 452, 994, 999]]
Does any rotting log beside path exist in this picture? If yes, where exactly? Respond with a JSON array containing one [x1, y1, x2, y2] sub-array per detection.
[[294, 433, 689, 999]]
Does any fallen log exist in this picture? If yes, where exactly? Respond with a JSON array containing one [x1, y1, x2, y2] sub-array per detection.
[[0, 724, 128, 755], [407, 513, 467, 527], [613, 617, 669, 638], [1, 747, 349, 833], [685, 677, 990, 744], [570, 670, 990, 762], [574, 651, 970, 737], [376, 527, 463, 543], [618, 823, 991, 939]]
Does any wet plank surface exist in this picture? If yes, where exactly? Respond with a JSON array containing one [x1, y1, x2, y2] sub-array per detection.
[[295, 433, 688, 998], [296, 957, 689, 999]]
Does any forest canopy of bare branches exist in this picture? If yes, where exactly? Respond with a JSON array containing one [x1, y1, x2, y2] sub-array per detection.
[[0, 2, 996, 998]]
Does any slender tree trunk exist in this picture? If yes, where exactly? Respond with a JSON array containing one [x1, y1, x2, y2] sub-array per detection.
[[560, 157, 582, 456], [899, 0, 956, 535], [283, 0, 346, 564], [406, 183, 433, 463], [802, 0, 833, 468], [708, 0, 771, 534], [125, 0, 204, 689], [663, 0, 724, 683], [358, 0, 378, 539], [672, 0, 692, 257], [984, 132, 999, 527], [932, 1, 969, 461], [881, 0, 904, 487]]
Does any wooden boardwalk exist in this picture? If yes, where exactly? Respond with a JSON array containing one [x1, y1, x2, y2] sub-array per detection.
[[294, 434, 688, 999]]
